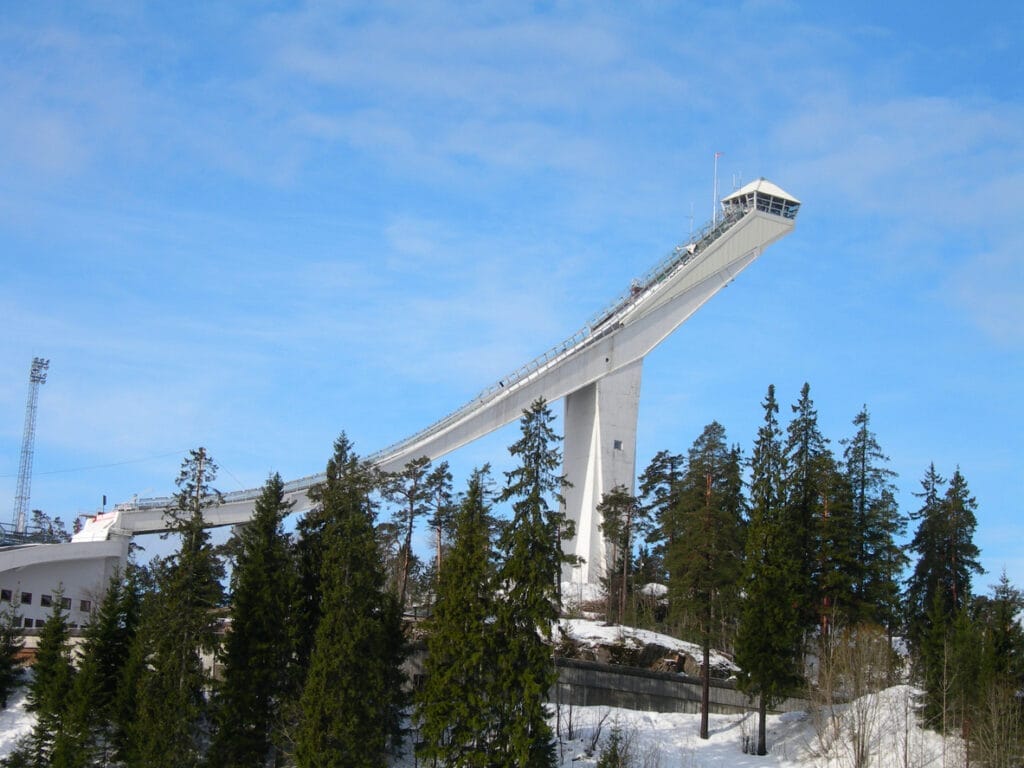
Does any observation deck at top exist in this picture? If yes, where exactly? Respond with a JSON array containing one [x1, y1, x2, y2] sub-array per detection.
[[94, 177, 800, 581]]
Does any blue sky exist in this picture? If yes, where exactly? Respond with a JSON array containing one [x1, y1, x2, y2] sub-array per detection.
[[2, 2, 1022, 591]]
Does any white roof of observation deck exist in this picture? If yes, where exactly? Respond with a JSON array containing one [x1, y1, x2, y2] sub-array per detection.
[[723, 178, 800, 205]]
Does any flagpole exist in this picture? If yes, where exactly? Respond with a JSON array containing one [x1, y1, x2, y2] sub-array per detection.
[[712, 151, 722, 225]]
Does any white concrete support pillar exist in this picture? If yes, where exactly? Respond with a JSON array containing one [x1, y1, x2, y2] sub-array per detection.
[[561, 358, 643, 586]]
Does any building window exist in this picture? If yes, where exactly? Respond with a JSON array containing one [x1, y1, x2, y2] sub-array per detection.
[[40, 594, 53, 608], [79, 599, 92, 613], [0, 589, 11, 602], [23, 617, 33, 628], [613, 439, 623, 451], [35, 619, 46, 628], [20, 592, 31, 605], [61, 597, 71, 610]]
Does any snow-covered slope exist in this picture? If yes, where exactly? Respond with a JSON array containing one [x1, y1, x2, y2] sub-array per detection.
[[557, 618, 739, 676]]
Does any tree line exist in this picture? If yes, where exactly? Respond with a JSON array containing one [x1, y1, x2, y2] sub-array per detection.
[[1, 384, 1021, 766], [598, 382, 1023, 761], [0, 400, 572, 767]]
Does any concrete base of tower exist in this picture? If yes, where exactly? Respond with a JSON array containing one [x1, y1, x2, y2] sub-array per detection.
[[560, 358, 642, 586]]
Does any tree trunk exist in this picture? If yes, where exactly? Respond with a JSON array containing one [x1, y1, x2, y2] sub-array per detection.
[[758, 694, 768, 755], [700, 641, 710, 739]]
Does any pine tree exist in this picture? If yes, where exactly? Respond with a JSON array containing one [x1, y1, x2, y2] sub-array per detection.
[[426, 460, 455, 577], [0, 598, 22, 709], [597, 484, 642, 623], [491, 398, 566, 767], [416, 466, 499, 766], [667, 422, 745, 739], [383, 456, 433, 610], [209, 473, 298, 768], [736, 385, 803, 756], [295, 435, 407, 768], [127, 447, 225, 768]]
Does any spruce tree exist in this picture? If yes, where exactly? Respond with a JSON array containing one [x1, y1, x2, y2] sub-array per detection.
[[209, 473, 298, 768], [0, 598, 22, 709], [637, 449, 685, 582], [127, 447, 225, 768], [293, 433, 378, 675], [295, 435, 406, 768], [667, 422, 745, 739], [736, 385, 803, 756], [976, 571, 1024, 685], [906, 465, 984, 651], [7, 589, 75, 768], [491, 398, 566, 767], [783, 383, 832, 633], [417, 466, 498, 766], [842, 407, 907, 630], [906, 463, 948, 647], [56, 566, 143, 767], [815, 453, 858, 633]]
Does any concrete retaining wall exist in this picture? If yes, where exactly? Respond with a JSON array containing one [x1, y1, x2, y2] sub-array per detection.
[[553, 658, 807, 715]]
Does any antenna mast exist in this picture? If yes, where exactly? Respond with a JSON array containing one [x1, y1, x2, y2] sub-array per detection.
[[712, 151, 723, 225], [12, 357, 49, 534]]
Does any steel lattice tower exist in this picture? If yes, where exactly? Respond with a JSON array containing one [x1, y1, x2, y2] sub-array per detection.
[[12, 357, 49, 534]]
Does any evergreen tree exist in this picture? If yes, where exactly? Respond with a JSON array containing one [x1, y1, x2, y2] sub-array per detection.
[[976, 571, 1024, 685], [57, 566, 143, 767], [383, 456, 433, 610], [595, 723, 629, 768], [942, 469, 985, 612], [417, 466, 499, 766], [491, 398, 567, 767], [842, 407, 907, 630], [783, 383, 832, 633], [668, 421, 745, 739], [426, 460, 456, 577], [906, 463, 947, 647], [127, 447, 225, 768], [295, 436, 407, 768], [637, 450, 686, 582], [906, 465, 984, 652], [815, 453, 858, 633], [736, 385, 803, 756], [0, 598, 22, 709], [209, 473, 298, 768], [293, 433, 378, 675], [597, 484, 642, 623], [6, 589, 75, 768]]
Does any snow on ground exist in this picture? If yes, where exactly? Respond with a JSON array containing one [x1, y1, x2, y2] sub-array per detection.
[[557, 618, 739, 674], [0, 683, 33, 758], [543, 686, 954, 768], [3, 678, 959, 768]]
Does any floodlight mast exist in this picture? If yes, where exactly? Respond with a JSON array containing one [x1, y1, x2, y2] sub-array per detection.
[[12, 357, 49, 534]]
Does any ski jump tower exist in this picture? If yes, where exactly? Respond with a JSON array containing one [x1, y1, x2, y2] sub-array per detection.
[[105, 178, 800, 585]]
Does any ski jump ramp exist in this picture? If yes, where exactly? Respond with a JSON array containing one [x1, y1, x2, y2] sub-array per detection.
[[104, 179, 800, 584]]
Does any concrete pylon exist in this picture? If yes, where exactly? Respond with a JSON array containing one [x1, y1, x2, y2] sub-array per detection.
[[561, 358, 643, 587]]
